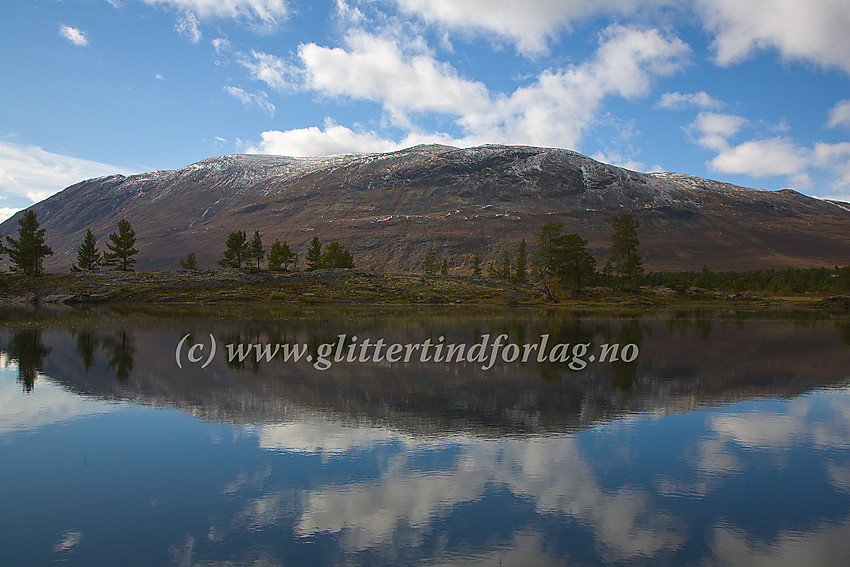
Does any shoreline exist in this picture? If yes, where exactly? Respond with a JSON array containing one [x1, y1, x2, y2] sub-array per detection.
[[1, 269, 848, 312]]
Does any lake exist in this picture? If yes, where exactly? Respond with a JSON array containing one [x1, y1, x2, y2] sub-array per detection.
[[1, 304, 850, 566]]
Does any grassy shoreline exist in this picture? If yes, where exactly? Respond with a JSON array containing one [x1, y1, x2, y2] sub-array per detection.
[[1, 268, 849, 312]]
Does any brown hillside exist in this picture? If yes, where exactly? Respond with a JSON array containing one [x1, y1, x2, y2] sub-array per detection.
[[2, 144, 849, 272]]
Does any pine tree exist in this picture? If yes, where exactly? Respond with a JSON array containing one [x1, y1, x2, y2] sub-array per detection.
[[514, 239, 527, 283], [305, 236, 322, 271], [180, 252, 198, 270], [423, 249, 438, 275], [320, 241, 354, 269], [472, 252, 481, 277], [267, 240, 295, 271], [607, 214, 644, 291], [103, 219, 138, 271], [535, 222, 596, 296], [70, 229, 101, 272], [501, 250, 511, 280], [219, 231, 247, 268], [246, 230, 264, 268], [4, 210, 53, 276], [440, 257, 448, 275]]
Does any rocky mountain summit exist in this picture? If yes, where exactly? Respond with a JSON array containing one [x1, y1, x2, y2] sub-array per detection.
[[2, 144, 849, 272]]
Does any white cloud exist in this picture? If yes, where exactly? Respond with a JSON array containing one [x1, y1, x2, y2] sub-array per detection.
[[211, 37, 231, 54], [242, 120, 405, 156], [657, 91, 723, 110], [390, 0, 675, 54], [814, 142, 850, 192], [592, 151, 646, 172], [0, 208, 22, 223], [698, 0, 850, 73], [239, 50, 297, 90], [828, 99, 850, 129], [272, 25, 688, 151], [687, 111, 850, 193], [0, 140, 135, 206], [689, 111, 748, 151], [59, 24, 89, 47], [242, 120, 475, 157], [175, 10, 202, 43], [709, 137, 810, 182], [297, 31, 492, 127], [224, 86, 275, 116], [494, 25, 689, 147], [142, 0, 290, 32]]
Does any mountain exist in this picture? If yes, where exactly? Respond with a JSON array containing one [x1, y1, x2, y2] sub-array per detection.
[[2, 143, 850, 273]]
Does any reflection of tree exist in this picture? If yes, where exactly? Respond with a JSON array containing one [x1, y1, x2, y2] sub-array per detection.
[[694, 319, 713, 342], [609, 319, 644, 392], [103, 330, 135, 381], [74, 330, 99, 372], [840, 323, 850, 348], [537, 315, 596, 382], [220, 332, 261, 373], [7, 329, 51, 392]]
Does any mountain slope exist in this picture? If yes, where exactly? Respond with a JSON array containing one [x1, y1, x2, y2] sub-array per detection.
[[2, 144, 849, 272]]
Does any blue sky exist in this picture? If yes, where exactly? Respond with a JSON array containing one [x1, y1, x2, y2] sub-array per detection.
[[2, 0, 849, 222]]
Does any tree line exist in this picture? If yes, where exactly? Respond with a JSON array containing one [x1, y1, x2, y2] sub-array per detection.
[[216, 231, 353, 271], [0, 211, 138, 275], [4, 210, 850, 296]]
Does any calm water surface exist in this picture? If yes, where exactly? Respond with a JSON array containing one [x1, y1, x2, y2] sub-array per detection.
[[1, 305, 850, 566]]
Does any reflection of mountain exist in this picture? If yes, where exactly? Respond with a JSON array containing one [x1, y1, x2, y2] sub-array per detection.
[[1, 307, 848, 435]]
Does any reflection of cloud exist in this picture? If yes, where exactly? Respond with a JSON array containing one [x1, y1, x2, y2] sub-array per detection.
[[693, 437, 743, 476], [223, 388, 850, 563], [428, 530, 569, 567], [708, 390, 850, 452], [487, 439, 684, 561], [827, 463, 850, 495], [711, 520, 850, 567], [292, 431, 683, 560], [255, 420, 399, 454], [0, 368, 119, 435], [53, 530, 82, 553], [711, 412, 806, 449], [297, 468, 487, 551]]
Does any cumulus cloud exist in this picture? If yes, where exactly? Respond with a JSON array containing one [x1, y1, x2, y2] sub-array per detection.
[[224, 86, 275, 115], [142, 0, 290, 33], [239, 50, 297, 90], [657, 91, 723, 110], [709, 137, 809, 181], [253, 24, 688, 155], [59, 24, 89, 47], [0, 140, 135, 207], [688, 111, 748, 151], [242, 120, 405, 156], [297, 31, 492, 127], [689, 113, 811, 187], [698, 0, 850, 73], [828, 99, 850, 129], [390, 0, 675, 54], [687, 111, 850, 193]]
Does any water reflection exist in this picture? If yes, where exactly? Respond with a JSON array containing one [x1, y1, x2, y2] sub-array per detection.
[[5, 328, 50, 392], [0, 306, 849, 566]]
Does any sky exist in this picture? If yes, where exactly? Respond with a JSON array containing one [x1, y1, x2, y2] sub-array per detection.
[[1, 0, 849, 222]]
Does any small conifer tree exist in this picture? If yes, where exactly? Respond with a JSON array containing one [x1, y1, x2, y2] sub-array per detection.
[[71, 229, 101, 272], [103, 219, 138, 271]]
